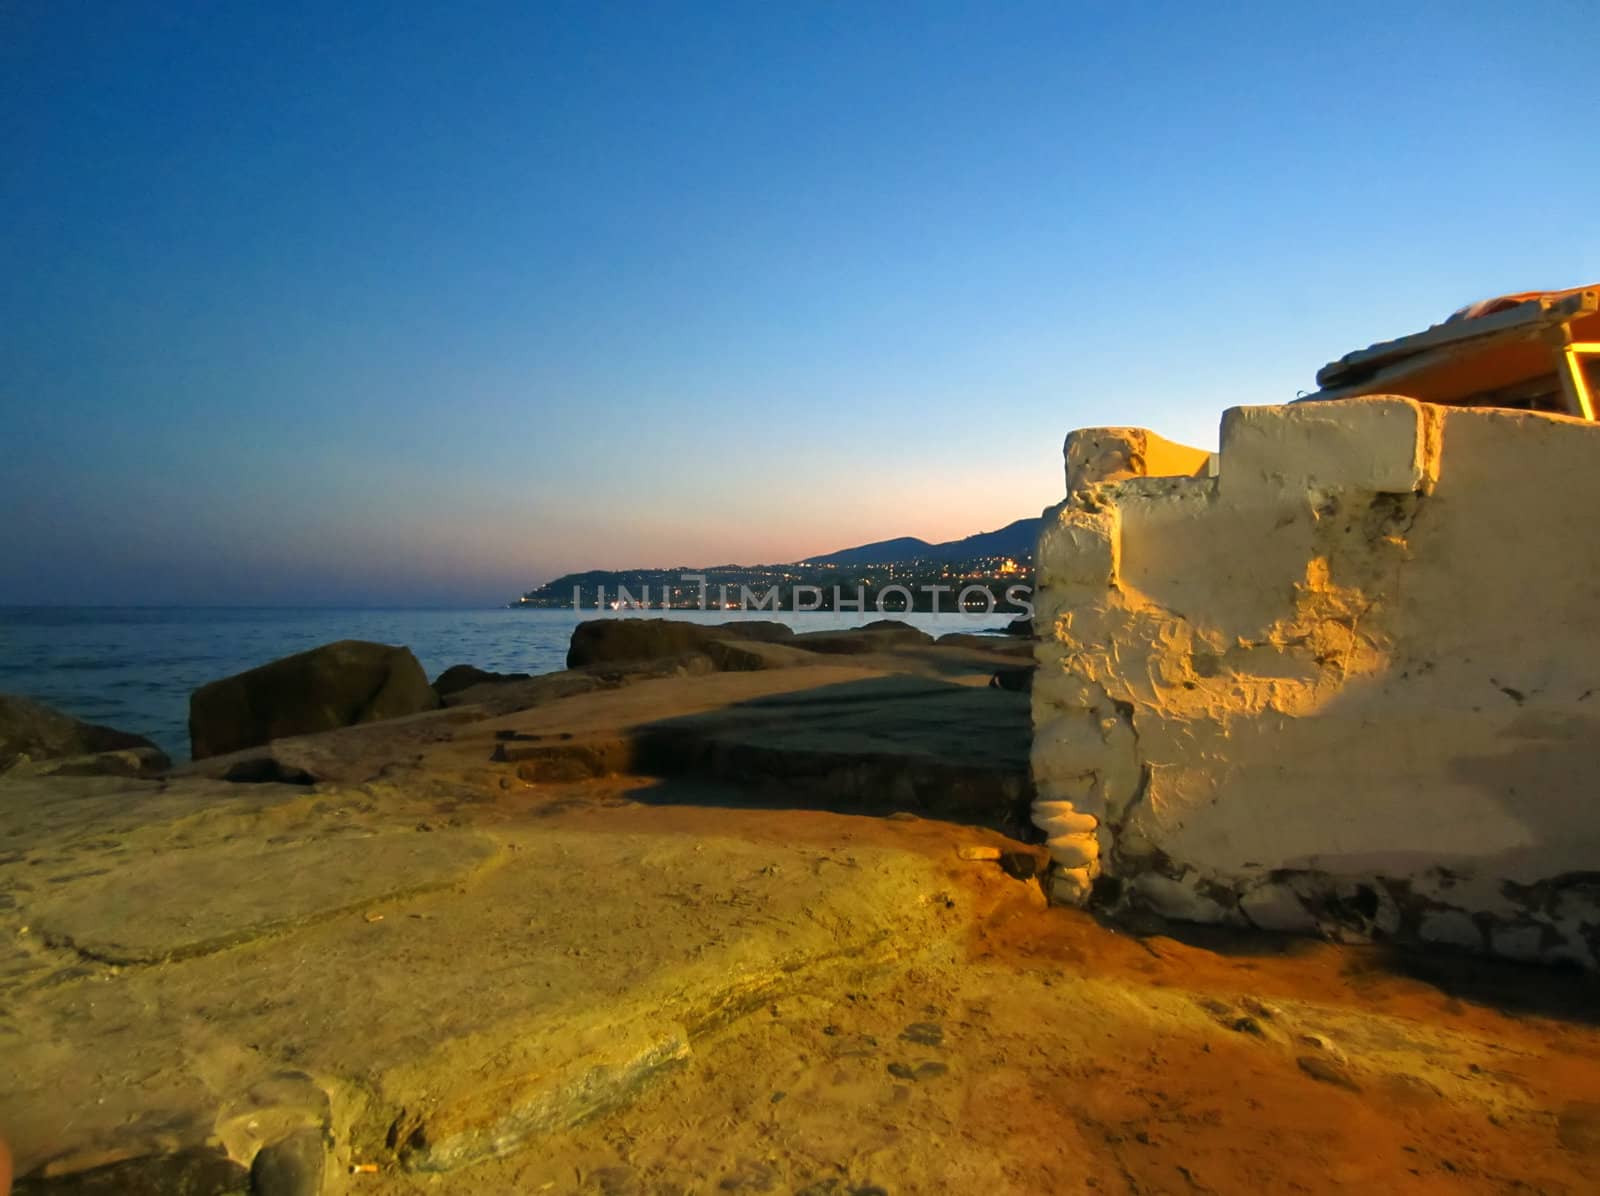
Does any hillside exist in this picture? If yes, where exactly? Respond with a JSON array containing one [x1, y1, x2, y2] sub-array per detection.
[[799, 516, 1040, 566], [516, 516, 1042, 607]]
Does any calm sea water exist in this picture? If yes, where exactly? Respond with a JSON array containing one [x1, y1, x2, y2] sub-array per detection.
[[0, 607, 1014, 760]]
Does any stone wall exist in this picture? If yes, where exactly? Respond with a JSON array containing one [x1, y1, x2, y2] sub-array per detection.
[[1030, 396, 1600, 967]]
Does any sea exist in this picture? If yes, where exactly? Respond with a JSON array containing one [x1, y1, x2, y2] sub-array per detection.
[[0, 606, 1016, 761]]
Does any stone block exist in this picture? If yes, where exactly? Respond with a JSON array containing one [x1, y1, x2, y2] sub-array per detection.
[[1036, 505, 1120, 590], [1048, 867, 1093, 906], [1064, 427, 1212, 493], [1220, 397, 1427, 496], [1045, 832, 1099, 868]]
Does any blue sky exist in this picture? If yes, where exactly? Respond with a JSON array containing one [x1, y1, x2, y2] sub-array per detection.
[[3, 1, 1595, 605]]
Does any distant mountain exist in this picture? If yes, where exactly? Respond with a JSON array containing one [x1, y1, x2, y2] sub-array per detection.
[[798, 536, 936, 566], [799, 516, 1041, 566], [516, 515, 1043, 607]]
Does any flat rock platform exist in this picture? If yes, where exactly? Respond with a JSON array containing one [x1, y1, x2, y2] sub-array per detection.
[[4, 644, 1600, 1194]]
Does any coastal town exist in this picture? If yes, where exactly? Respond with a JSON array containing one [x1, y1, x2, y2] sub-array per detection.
[[515, 552, 1033, 613]]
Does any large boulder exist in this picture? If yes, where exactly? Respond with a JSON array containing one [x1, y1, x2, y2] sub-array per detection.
[[567, 620, 714, 669], [432, 664, 532, 698], [858, 619, 933, 640], [189, 640, 439, 760], [790, 619, 934, 656], [0, 694, 167, 775], [701, 639, 817, 672], [711, 620, 794, 643], [935, 632, 1033, 657], [565, 619, 793, 669]]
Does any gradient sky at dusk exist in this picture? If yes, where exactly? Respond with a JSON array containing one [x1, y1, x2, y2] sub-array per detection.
[[4, 1, 1596, 605]]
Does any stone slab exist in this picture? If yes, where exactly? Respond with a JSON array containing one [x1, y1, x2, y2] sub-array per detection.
[[29, 832, 497, 964], [0, 766, 968, 1187]]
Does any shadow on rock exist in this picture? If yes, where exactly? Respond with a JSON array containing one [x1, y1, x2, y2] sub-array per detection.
[[617, 675, 1038, 839]]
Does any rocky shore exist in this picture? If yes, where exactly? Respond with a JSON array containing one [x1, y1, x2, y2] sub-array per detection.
[[3, 620, 1599, 1194]]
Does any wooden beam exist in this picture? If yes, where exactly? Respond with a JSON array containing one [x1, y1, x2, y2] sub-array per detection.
[[1315, 290, 1599, 390], [1556, 339, 1598, 421], [1304, 319, 1556, 403]]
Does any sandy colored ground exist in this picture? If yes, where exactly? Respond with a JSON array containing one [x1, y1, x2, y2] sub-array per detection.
[[366, 786, 1600, 1196], [4, 651, 1599, 1193]]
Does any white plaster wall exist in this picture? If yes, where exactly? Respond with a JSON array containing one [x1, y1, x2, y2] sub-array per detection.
[[1031, 397, 1600, 966]]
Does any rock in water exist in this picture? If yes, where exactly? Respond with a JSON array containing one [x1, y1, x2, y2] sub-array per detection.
[[859, 619, 934, 642], [789, 621, 935, 656], [0, 694, 166, 774], [711, 619, 794, 642], [188, 640, 439, 760], [432, 663, 532, 697], [566, 618, 834, 671], [934, 632, 1033, 656], [701, 639, 816, 671], [568, 619, 714, 668]]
